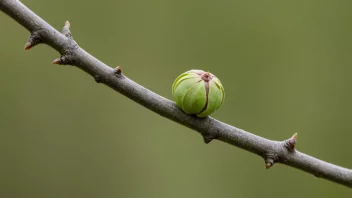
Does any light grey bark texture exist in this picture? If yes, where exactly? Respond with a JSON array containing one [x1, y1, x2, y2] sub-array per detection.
[[1, 0, 351, 188]]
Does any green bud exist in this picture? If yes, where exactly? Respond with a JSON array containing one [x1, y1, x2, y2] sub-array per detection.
[[172, 69, 225, 117]]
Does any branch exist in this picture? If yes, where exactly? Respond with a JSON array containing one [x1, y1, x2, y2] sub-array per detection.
[[1, 0, 351, 188]]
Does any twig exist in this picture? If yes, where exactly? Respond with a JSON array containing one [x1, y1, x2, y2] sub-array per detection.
[[1, 0, 351, 188]]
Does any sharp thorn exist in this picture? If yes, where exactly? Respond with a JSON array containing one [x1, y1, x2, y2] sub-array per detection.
[[24, 42, 32, 50], [52, 58, 61, 64]]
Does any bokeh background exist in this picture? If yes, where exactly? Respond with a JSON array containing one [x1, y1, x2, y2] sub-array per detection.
[[1, 0, 352, 197]]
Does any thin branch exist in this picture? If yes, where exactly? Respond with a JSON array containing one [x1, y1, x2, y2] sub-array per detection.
[[1, 0, 351, 188]]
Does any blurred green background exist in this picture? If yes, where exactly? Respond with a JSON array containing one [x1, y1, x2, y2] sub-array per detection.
[[1, 0, 352, 197]]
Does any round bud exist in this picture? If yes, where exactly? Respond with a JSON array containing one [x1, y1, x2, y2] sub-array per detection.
[[172, 70, 225, 117]]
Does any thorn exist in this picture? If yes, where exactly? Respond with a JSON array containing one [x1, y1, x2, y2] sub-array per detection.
[[202, 136, 213, 144], [285, 133, 298, 152], [264, 156, 275, 169], [114, 66, 122, 76], [52, 58, 61, 64], [116, 66, 122, 74], [65, 21, 70, 28], [62, 20, 72, 38], [94, 75, 101, 83], [201, 131, 216, 144], [265, 158, 274, 169], [24, 32, 43, 50], [52, 53, 74, 65], [113, 66, 125, 78], [24, 42, 33, 50]]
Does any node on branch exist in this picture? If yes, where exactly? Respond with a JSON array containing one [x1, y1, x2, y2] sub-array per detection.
[[201, 131, 216, 144], [62, 21, 72, 39], [264, 152, 278, 169], [94, 75, 101, 83], [52, 53, 75, 65], [285, 133, 298, 152], [265, 162, 272, 169], [114, 66, 122, 75], [24, 32, 43, 50], [51, 21, 76, 65]]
